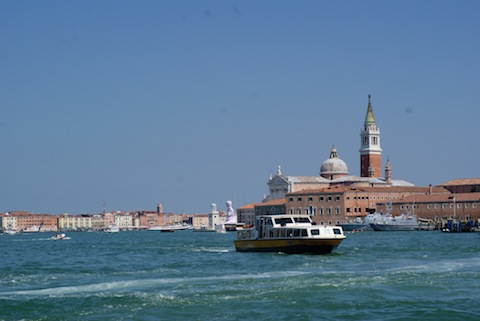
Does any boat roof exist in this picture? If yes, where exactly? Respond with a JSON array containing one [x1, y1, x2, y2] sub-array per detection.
[[257, 214, 311, 218]]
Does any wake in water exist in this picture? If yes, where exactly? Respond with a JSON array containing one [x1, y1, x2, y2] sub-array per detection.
[[0, 270, 311, 299]]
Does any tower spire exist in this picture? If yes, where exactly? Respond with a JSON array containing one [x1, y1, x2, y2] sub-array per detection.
[[364, 94, 375, 126]]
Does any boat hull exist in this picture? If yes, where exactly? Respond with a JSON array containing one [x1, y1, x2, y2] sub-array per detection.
[[234, 238, 343, 254], [338, 223, 368, 231], [369, 223, 419, 231]]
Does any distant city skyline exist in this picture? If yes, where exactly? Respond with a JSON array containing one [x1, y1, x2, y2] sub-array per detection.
[[1, 1, 479, 214]]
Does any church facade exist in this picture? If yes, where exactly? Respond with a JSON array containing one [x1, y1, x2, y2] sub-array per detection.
[[265, 96, 413, 203]]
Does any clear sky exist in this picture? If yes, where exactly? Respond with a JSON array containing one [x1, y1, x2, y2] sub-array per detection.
[[1, 1, 479, 215]]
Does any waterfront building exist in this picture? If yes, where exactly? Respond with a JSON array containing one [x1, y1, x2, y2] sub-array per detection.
[[254, 199, 287, 216], [192, 214, 209, 229], [115, 212, 133, 229], [285, 185, 450, 225], [162, 213, 189, 225], [103, 212, 115, 228], [385, 191, 480, 221], [135, 210, 165, 228], [58, 214, 93, 231], [91, 214, 104, 230], [437, 178, 480, 193], [236, 203, 256, 227], [12, 212, 58, 231], [0, 213, 18, 231]]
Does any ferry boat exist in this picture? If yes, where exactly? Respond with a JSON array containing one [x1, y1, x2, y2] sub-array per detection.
[[234, 214, 346, 254]]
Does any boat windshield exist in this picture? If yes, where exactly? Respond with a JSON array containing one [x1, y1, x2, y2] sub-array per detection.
[[294, 217, 311, 224], [274, 217, 293, 226]]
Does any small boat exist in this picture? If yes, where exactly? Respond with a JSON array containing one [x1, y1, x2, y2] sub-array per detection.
[[234, 214, 346, 254], [104, 224, 120, 233], [52, 233, 66, 240]]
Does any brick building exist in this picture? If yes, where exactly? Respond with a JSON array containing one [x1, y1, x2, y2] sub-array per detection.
[[285, 185, 451, 225]]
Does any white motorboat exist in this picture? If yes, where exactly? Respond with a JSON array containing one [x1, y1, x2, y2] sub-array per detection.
[[104, 224, 120, 233], [52, 233, 66, 240], [148, 224, 192, 232]]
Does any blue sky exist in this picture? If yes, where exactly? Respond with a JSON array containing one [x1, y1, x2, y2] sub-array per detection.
[[1, 1, 479, 215]]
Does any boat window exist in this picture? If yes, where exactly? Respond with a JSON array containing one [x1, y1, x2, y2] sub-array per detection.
[[301, 229, 308, 237], [311, 229, 320, 236], [287, 229, 293, 237], [293, 229, 300, 237], [333, 228, 342, 235]]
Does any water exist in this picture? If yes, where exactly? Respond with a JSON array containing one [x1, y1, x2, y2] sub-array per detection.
[[1, 230, 479, 320]]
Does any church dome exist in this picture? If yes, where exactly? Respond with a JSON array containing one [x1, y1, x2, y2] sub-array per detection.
[[320, 146, 349, 179]]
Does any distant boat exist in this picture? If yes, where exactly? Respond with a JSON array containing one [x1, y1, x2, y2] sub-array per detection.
[[23, 224, 43, 233], [234, 214, 346, 254], [366, 212, 424, 231], [192, 225, 217, 233], [148, 224, 192, 232], [104, 224, 120, 233], [3, 229, 19, 235]]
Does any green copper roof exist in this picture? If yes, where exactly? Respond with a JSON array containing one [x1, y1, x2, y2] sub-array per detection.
[[364, 95, 375, 125]]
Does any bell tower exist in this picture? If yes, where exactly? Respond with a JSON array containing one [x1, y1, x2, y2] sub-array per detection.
[[360, 95, 382, 177]]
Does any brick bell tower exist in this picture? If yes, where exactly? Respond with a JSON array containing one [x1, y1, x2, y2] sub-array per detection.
[[360, 95, 382, 177]]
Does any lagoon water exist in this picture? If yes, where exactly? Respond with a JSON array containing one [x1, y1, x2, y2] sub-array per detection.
[[1, 230, 479, 320]]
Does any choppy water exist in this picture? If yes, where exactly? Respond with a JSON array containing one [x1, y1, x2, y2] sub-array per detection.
[[1, 230, 479, 320]]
